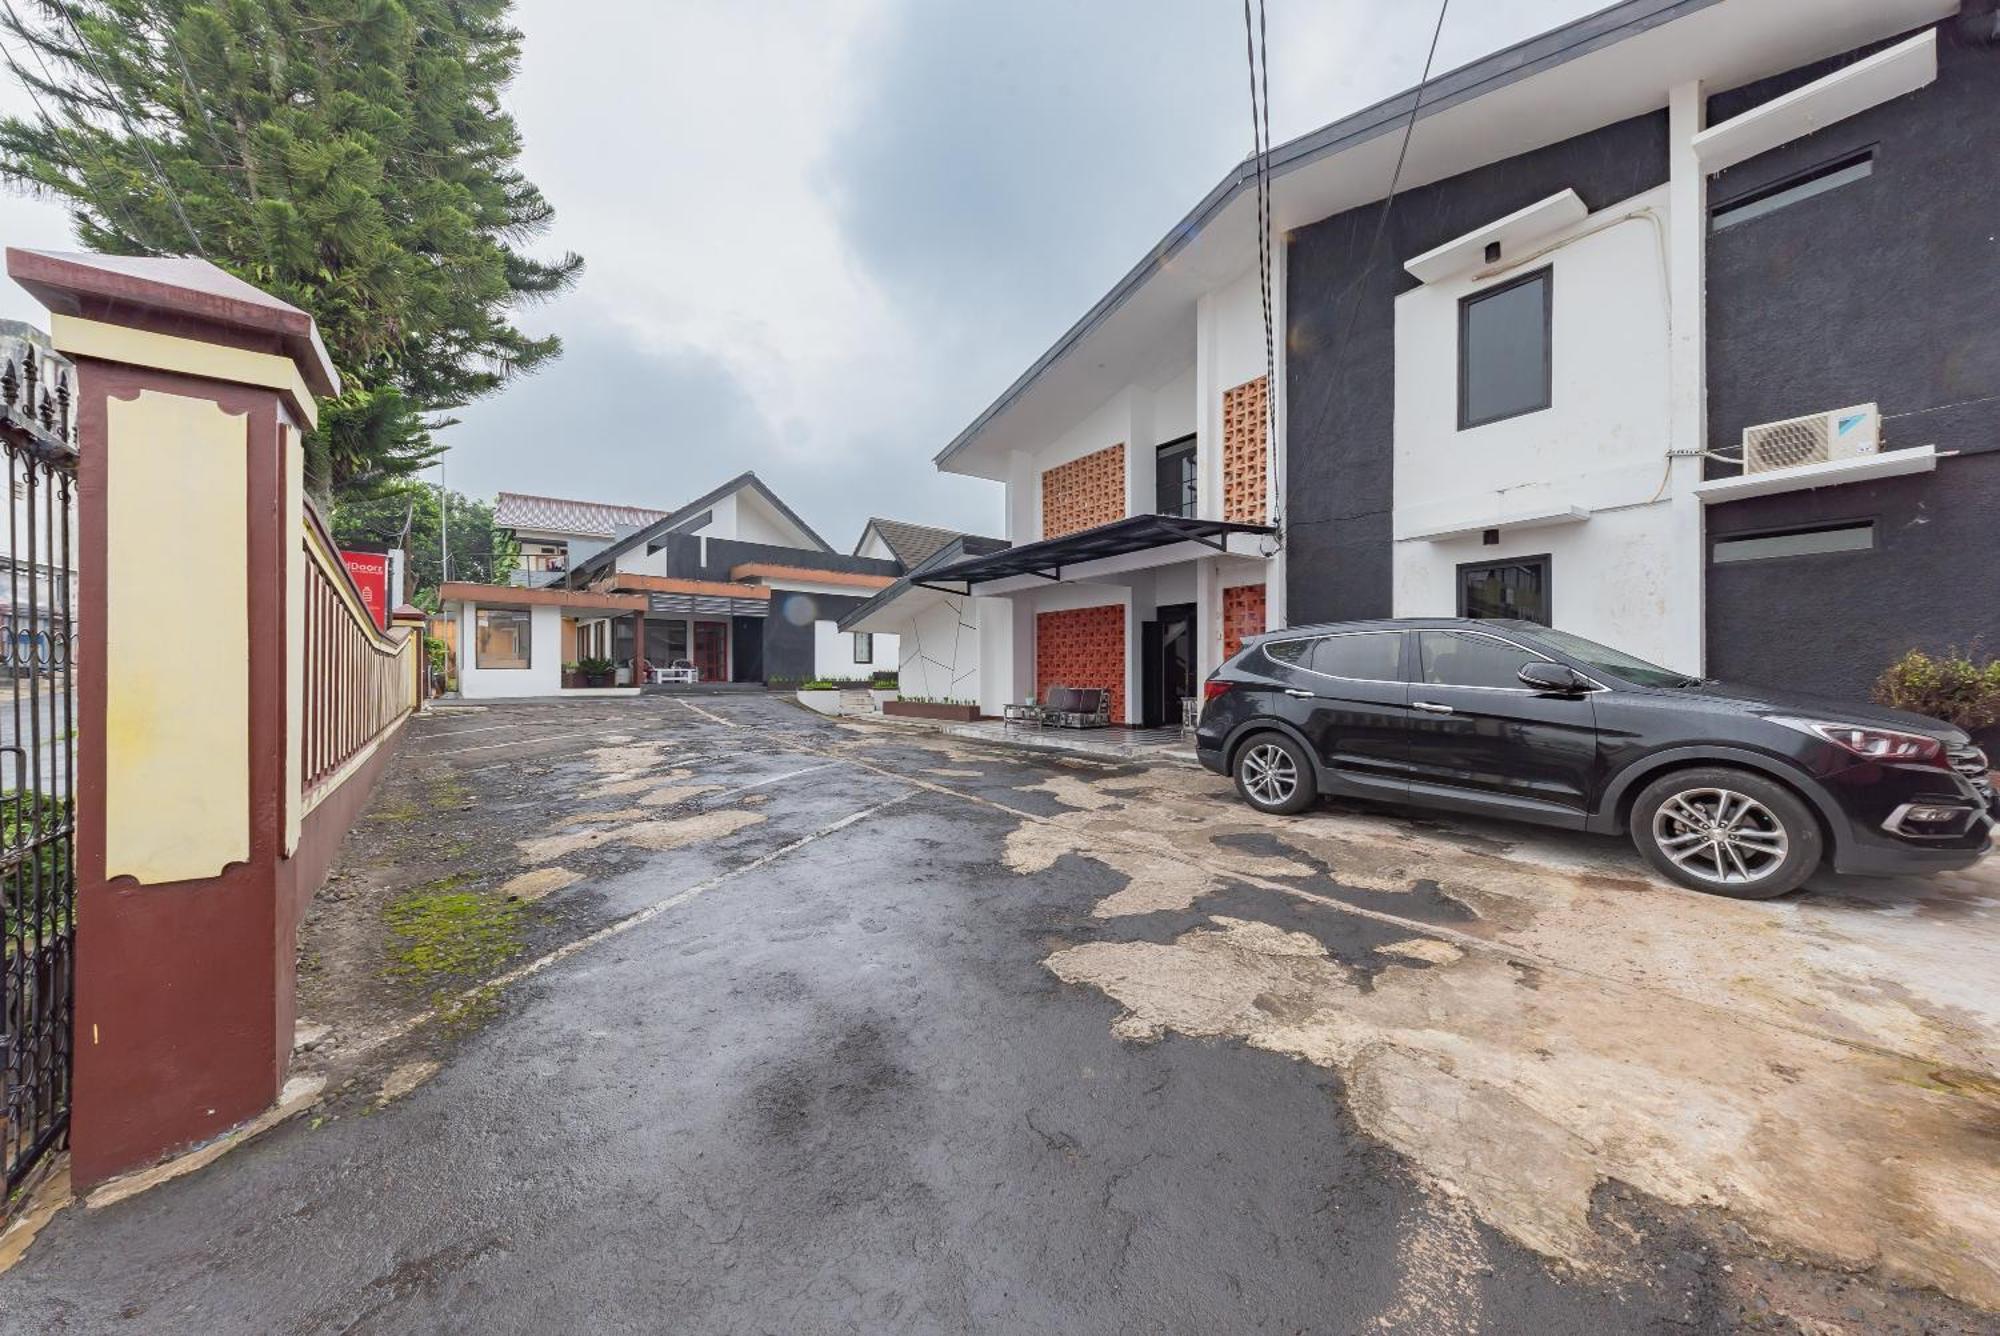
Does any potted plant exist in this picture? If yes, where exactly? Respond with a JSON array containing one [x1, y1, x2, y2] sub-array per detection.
[[795, 678, 844, 715], [578, 655, 616, 688], [561, 661, 584, 689], [1872, 647, 2000, 758]]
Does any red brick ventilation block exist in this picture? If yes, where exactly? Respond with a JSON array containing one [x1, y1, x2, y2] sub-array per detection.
[[1036, 604, 1125, 724]]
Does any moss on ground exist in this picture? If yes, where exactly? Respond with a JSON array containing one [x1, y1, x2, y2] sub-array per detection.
[[383, 873, 524, 999]]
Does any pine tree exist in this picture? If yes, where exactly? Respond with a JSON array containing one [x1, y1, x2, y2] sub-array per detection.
[[0, 0, 580, 493]]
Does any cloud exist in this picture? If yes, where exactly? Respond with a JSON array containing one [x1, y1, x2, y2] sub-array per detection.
[[0, 0, 1608, 549]]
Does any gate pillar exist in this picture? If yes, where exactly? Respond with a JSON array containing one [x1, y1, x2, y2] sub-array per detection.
[[7, 250, 338, 1189]]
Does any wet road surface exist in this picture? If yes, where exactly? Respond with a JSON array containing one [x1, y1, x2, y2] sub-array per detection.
[[3, 694, 1996, 1333]]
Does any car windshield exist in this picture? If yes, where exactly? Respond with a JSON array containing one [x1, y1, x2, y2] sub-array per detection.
[[1529, 627, 1701, 688]]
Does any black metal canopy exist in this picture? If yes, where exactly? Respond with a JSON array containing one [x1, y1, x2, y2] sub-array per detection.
[[915, 514, 1273, 592]]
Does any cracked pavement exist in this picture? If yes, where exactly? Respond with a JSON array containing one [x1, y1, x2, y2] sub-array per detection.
[[3, 694, 1997, 1333]]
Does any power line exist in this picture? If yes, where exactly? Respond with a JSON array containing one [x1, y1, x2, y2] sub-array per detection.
[[1241, 0, 1279, 533], [1302, 0, 1451, 452], [47, 1, 207, 256]]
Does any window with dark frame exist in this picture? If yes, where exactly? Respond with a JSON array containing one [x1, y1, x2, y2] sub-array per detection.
[[853, 631, 873, 665], [1458, 267, 1552, 430], [476, 607, 533, 669], [1710, 148, 1875, 232], [1457, 555, 1551, 625], [1154, 436, 1197, 519], [1712, 520, 1875, 564]]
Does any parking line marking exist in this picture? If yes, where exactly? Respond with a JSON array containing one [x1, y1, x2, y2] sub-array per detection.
[[425, 730, 609, 757], [346, 789, 915, 1060], [677, 699, 737, 726], [700, 762, 843, 802]]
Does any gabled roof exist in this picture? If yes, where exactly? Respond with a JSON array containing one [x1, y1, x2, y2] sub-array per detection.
[[494, 492, 671, 539], [563, 471, 834, 587], [855, 518, 976, 570], [836, 532, 1012, 632]]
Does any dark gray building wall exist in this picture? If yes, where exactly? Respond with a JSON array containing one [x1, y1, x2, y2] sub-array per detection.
[[762, 591, 869, 684], [654, 535, 901, 583], [1704, 23, 2000, 697], [1705, 451, 2000, 701], [1284, 109, 1670, 626]]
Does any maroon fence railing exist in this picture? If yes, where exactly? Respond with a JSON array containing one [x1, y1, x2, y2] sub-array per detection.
[[301, 509, 415, 799]]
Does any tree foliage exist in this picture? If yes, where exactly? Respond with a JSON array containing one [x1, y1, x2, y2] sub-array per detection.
[[332, 479, 517, 605], [0, 0, 580, 492]]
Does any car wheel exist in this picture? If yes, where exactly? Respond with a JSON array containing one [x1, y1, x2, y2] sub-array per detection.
[[1629, 766, 1822, 899], [1232, 732, 1318, 815]]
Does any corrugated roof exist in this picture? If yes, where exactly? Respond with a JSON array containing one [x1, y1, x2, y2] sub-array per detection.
[[494, 492, 671, 539]]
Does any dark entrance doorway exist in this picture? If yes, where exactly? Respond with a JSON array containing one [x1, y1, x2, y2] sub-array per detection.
[[730, 616, 764, 684], [1140, 602, 1197, 728]]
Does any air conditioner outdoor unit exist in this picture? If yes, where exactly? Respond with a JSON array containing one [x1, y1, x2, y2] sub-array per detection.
[[1741, 403, 1880, 474]]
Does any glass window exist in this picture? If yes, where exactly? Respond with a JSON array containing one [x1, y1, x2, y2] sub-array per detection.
[[1262, 639, 1309, 666], [1710, 151, 1874, 232], [476, 608, 532, 669], [1713, 522, 1873, 564], [853, 632, 873, 664], [1458, 556, 1550, 625], [1419, 630, 1544, 689], [1459, 268, 1552, 429], [1308, 632, 1402, 682], [1529, 627, 1698, 688], [1155, 437, 1197, 518]]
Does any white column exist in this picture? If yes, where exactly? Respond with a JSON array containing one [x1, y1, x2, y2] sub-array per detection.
[[1267, 233, 1289, 631], [1666, 80, 1709, 676], [1194, 557, 1223, 680]]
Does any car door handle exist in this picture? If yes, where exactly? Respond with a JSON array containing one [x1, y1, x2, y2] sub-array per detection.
[[1411, 701, 1453, 715], [1284, 688, 1315, 698]]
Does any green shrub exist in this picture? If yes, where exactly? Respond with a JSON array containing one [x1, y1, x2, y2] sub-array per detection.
[[577, 656, 615, 676], [1871, 647, 2000, 730], [800, 679, 839, 691], [1, 791, 72, 948]]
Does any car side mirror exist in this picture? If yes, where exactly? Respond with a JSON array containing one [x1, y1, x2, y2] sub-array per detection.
[[1518, 661, 1586, 694]]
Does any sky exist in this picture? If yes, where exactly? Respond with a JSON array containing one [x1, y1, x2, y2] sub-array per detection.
[[0, 0, 1605, 548]]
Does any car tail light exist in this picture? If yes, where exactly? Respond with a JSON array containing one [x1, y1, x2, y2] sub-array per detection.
[[1203, 679, 1233, 702], [1770, 717, 1948, 767]]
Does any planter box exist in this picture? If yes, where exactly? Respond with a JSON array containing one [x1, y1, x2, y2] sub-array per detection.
[[884, 699, 979, 722], [562, 672, 584, 689], [795, 688, 844, 716]]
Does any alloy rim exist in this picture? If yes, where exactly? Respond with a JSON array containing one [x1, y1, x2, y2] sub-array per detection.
[[1241, 743, 1298, 806], [1650, 787, 1789, 885]]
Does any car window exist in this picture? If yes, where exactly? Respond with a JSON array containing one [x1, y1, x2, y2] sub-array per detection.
[[1261, 639, 1310, 667], [1419, 630, 1545, 689], [1308, 632, 1402, 682]]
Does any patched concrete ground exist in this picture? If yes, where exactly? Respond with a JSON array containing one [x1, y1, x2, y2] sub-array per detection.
[[3, 694, 1997, 1333]]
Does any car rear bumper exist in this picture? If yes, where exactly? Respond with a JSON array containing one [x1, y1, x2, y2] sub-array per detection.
[[1196, 745, 1226, 775]]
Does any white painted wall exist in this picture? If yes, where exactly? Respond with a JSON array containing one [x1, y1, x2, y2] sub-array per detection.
[[855, 528, 896, 561], [455, 600, 562, 698], [1390, 185, 1691, 669], [815, 621, 899, 679]]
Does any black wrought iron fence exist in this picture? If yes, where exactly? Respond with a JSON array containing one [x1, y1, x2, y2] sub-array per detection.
[[0, 330, 77, 1211]]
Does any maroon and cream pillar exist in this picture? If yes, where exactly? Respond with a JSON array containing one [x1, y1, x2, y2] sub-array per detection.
[[7, 249, 339, 1188]]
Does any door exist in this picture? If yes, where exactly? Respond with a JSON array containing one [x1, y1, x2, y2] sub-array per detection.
[[693, 621, 728, 683], [1403, 629, 1598, 821], [1141, 604, 1197, 727], [1262, 630, 1411, 793]]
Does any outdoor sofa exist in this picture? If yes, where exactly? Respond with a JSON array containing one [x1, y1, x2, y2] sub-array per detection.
[[1003, 685, 1112, 730]]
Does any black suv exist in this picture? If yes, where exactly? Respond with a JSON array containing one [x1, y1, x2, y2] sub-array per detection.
[[1195, 618, 1995, 899]]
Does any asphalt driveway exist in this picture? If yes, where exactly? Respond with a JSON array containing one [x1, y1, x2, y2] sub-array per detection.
[[3, 694, 1997, 1333]]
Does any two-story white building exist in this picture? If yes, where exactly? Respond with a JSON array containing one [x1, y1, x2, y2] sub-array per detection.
[[849, 0, 1990, 716]]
